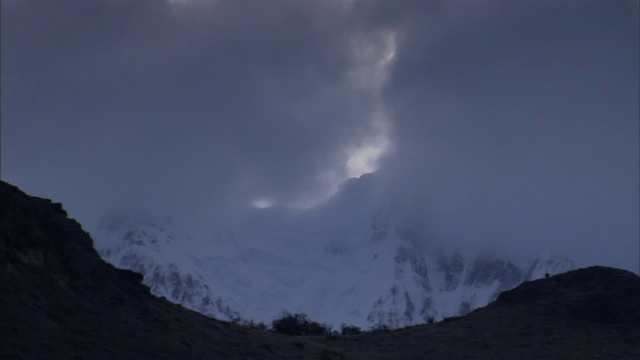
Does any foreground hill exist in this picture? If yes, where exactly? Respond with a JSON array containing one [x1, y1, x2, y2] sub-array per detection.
[[0, 181, 320, 360], [316, 265, 640, 359], [1, 180, 638, 359]]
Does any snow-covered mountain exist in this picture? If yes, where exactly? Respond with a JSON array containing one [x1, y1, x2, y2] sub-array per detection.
[[92, 173, 573, 329]]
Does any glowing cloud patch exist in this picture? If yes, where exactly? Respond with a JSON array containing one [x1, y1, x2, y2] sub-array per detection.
[[342, 30, 396, 178], [345, 112, 391, 178], [250, 197, 275, 209], [346, 144, 386, 177]]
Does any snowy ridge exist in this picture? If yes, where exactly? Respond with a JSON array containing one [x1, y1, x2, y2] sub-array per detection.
[[92, 175, 574, 329], [95, 213, 239, 320]]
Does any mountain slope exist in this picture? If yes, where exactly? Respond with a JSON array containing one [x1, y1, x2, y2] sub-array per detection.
[[319, 266, 640, 360], [1, 180, 638, 360], [0, 181, 324, 360]]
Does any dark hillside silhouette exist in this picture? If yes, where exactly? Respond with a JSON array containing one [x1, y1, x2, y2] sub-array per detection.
[[1, 180, 638, 359]]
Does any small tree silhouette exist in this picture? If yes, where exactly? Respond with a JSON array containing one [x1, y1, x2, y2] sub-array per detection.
[[272, 311, 330, 336], [340, 323, 362, 336]]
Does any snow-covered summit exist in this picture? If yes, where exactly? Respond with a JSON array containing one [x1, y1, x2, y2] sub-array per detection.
[[92, 174, 573, 329]]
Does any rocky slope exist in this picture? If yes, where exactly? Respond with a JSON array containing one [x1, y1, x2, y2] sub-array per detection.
[[321, 265, 640, 360], [0, 181, 312, 360]]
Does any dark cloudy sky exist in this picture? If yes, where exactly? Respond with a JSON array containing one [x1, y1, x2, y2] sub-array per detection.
[[2, 0, 638, 272]]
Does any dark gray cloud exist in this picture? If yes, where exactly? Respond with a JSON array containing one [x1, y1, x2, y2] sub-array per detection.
[[374, 0, 639, 270], [2, 0, 377, 217], [2, 0, 638, 271]]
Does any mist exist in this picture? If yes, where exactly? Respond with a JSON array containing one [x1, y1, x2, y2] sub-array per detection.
[[2, 0, 638, 272]]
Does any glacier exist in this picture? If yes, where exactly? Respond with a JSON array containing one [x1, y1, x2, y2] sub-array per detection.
[[92, 173, 573, 329]]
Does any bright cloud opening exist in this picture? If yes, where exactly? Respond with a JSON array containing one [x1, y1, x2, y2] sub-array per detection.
[[250, 197, 275, 209], [346, 143, 386, 177], [345, 111, 391, 178], [344, 29, 396, 178]]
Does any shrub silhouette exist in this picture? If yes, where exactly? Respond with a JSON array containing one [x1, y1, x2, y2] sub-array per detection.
[[340, 324, 362, 335], [272, 311, 330, 336], [370, 323, 391, 332], [240, 318, 267, 331]]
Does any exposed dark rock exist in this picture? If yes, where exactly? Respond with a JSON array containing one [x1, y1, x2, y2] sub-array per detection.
[[464, 257, 524, 289], [0, 181, 295, 359], [495, 266, 640, 324], [437, 252, 465, 291]]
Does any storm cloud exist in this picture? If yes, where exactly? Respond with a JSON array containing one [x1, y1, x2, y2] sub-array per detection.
[[2, 0, 638, 271]]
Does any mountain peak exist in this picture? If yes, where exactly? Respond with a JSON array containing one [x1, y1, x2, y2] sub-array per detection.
[[93, 203, 574, 328]]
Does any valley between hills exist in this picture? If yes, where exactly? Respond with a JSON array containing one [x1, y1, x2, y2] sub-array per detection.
[[1, 180, 639, 360]]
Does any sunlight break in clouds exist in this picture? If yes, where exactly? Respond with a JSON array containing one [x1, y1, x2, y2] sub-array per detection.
[[255, 29, 397, 209], [250, 197, 275, 209], [344, 30, 396, 178], [345, 110, 391, 178]]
